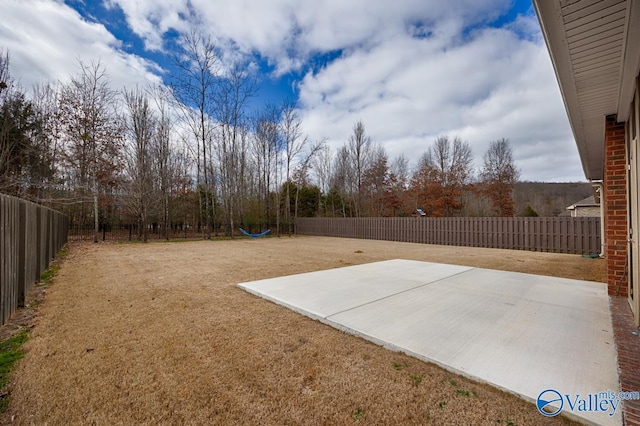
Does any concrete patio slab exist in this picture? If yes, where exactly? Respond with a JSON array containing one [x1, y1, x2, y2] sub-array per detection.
[[238, 259, 620, 426], [242, 260, 472, 318]]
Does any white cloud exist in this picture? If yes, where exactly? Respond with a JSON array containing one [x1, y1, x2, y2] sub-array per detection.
[[0, 0, 161, 91], [104, 0, 189, 51], [107, 0, 512, 74], [296, 16, 581, 182], [0, 0, 584, 182]]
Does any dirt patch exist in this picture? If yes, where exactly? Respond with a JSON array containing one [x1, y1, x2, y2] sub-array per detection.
[[2, 237, 600, 425], [0, 286, 45, 344]]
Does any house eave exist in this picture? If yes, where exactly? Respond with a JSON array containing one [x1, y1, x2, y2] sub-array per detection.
[[616, 0, 640, 121], [533, 0, 640, 181]]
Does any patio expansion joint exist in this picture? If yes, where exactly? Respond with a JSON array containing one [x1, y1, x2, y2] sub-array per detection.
[[324, 267, 475, 320]]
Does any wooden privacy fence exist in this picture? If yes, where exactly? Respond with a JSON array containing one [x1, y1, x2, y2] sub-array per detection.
[[0, 194, 69, 325], [295, 217, 601, 255]]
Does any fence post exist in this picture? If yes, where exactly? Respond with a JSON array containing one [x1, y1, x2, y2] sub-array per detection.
[[0, 194, 69, 325], [17, 203, 26, 307]]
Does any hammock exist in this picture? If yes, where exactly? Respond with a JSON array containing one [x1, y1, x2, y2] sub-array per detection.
[[239, 228, 271, 238]]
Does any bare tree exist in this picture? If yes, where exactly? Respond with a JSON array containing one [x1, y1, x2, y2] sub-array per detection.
[[252, 105, 280, 229], [389, 154, 410, 215], [123, 87, 155, 242], [410, 135, 473, 217], [0, 49, 17, 192], [292, 139, 325, 224], [58, 60, 122, 242], [0, 51, 35, 196], [0, 51, 54, 199], [170, 30, 220, 238], [360, 145, 385, 216], [149, 85, 175, 240], [347, 120, 372, 216], [312, 144, 333, 194], [480, 138, 520, 216], [30, 82, 64, 204], [280, 102, 308, 235], [0, 49, 11, 98], [329, 145, 354, 217], [390, 154, 409, 189], [213, 62, 257, 237]]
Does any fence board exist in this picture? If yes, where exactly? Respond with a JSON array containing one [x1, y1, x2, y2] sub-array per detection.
[[0, 194, 68, 324], [295, 217, 601, 255]]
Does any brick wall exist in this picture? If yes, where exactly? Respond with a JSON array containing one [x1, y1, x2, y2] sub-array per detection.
[[604, 115, 629, 296], [610, 296, 640, 426]]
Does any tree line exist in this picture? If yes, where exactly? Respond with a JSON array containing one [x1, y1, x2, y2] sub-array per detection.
[[0, 35, 520, 242]]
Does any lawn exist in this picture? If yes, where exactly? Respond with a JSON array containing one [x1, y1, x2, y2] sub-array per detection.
[[1, 236, 600, 425]]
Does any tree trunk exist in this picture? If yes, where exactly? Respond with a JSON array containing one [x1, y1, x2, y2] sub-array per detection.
[[142, 205, 148, 242], [202, 133, 211, 240], [294, 184, 300, 235], [163, 192, 169, 241], [93, 175, 99, 243]]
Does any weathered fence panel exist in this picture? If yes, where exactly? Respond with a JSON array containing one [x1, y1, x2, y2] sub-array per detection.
[[295, 217, 601, 255], [0, 194, 68, 325]]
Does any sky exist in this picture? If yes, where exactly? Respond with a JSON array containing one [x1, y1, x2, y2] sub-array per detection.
[[0, 0, 585, 182]]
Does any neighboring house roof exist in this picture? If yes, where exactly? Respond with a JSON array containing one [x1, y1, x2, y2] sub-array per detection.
[[566, 195, 599, 211], [533, 0, 640, 180]]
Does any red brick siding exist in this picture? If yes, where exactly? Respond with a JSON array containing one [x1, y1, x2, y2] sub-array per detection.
[[604, 115, 628, 296], [610, 296, 640, 426]]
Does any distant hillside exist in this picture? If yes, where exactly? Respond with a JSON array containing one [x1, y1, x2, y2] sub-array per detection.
[[513, 182, 594, 217]]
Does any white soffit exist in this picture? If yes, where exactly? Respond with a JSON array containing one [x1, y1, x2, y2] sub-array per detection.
[[534, 0, 639, 181]]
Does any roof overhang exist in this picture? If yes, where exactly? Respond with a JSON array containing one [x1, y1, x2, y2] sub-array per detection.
[[533, 0, 640, 181]]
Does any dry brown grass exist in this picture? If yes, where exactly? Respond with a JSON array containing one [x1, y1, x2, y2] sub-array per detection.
[[2, 236, 602, 425]]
